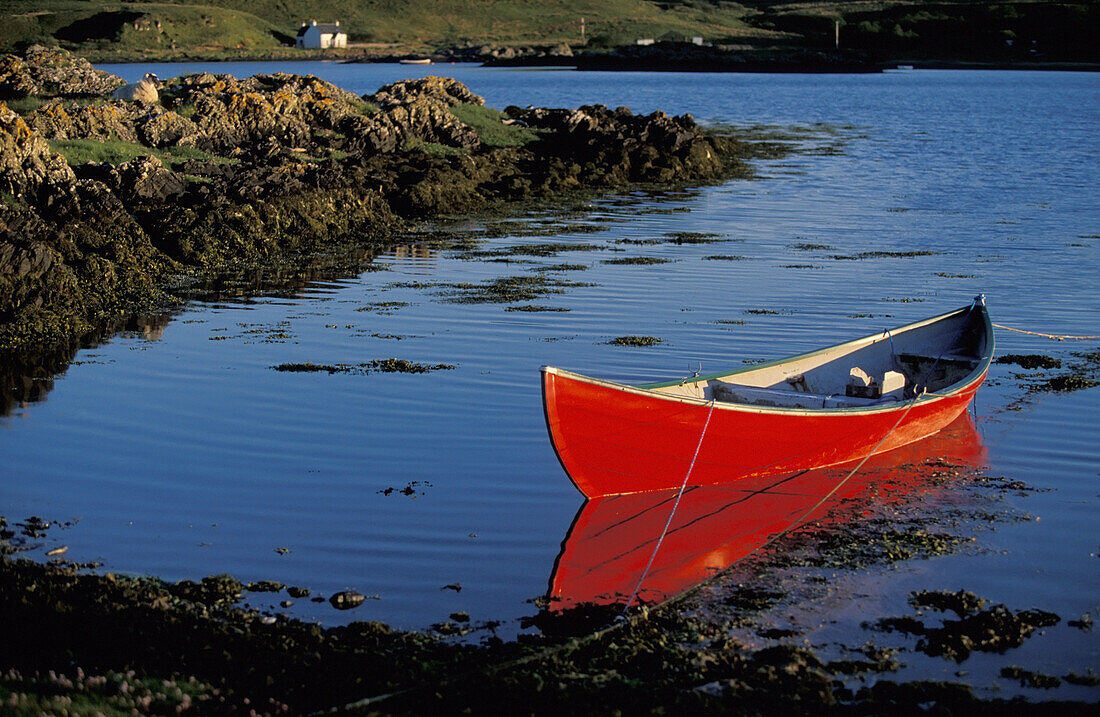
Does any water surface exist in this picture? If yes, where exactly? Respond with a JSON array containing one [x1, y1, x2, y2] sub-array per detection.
[[4, 64, 1098, 697]]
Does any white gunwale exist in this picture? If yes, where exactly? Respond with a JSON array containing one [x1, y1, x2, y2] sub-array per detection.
[[542, 302, 993, 418]]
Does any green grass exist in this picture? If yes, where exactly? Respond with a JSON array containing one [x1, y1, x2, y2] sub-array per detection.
[[5, 95, 103, 115], [2, 1, 1094, 61], [48, 137, 234, 168], [0, 0, 765, 55], [449, 104, 540, 148]]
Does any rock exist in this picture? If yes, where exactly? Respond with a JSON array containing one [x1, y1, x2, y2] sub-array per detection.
[[0, 46, 125, 100], [28, 100, 141, 143], [329, 590, 366, 610], [287, 586, 311, 599], [137, 108, 198, 148], [369, 76, 484, 109], [0, 101, 77, 205], [158, 72, 367, 154]]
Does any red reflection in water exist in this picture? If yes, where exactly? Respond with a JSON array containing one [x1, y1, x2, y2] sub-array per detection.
[[548, 412, 986, 609]]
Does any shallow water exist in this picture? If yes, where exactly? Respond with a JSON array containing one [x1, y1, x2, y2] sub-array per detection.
[[4, 64, 1099, 696]]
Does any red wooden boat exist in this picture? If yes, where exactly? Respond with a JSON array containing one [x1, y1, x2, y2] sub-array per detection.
[[548, 412, 986, 608], [542, 298, 993, 498]]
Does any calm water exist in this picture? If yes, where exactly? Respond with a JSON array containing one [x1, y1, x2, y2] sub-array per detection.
[[5, 64, 1099, 696]]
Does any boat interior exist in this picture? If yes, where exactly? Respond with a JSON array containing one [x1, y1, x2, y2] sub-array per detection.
[[650, 308, 987, 410]]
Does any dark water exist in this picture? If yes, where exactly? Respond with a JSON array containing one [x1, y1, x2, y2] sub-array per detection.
[[4, 64, 1098, 697]]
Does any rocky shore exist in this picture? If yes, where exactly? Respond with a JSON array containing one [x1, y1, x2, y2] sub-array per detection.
[[0, 45, 761, 366]]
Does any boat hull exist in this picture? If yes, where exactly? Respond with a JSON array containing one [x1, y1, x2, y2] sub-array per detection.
[[548, 412, 986, 607], [542, 304, 992, 498]]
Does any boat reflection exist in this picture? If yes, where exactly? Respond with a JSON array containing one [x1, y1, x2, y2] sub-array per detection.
[[547, 412, 986, 609]]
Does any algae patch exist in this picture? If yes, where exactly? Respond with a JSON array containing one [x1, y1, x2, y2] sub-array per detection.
[[272, 359, 455, 374], [608, 336, 663, 347], [602, 256, 672, 265], [870, 592, 1060, 662]]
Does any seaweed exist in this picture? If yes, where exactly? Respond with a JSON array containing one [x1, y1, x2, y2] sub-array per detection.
[[608, 336, 663, 347]]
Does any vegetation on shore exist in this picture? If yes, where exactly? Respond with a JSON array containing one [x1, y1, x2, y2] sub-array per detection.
[[0, 1, 1096, 66]]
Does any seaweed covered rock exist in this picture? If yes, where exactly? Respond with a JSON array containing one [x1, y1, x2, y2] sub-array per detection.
[[0, 45, 124, 100], [0, 45, 760, 363], [503, 103, 728, 184]]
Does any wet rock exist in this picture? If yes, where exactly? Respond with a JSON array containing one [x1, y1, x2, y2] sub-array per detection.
[[287, 586, 311, 599], [172, 574, 244, 607], [909, 589, 987, 618], [873, 599, 1060, 662], [329, 590, 366, 610], [247, 580, 286, 593], [1001, 665, 1061, 688]]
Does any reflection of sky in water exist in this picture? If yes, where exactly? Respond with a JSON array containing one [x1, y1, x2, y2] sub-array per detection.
[[2, 65, 1098, 695]]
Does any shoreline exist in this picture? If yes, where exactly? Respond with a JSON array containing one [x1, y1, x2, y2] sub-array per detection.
[[77, 47, 1100, 74], [1, 46, 776, 369]]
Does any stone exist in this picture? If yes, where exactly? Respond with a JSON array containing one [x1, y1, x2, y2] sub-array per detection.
[[0, 46, 124, 100], [329, 590, 366, 610]]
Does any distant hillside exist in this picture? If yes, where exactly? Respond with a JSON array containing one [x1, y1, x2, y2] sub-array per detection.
[[0, 0, 771, 57], [0, 0, 1096, 64]]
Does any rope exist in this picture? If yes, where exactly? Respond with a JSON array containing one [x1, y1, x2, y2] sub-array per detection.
[[621, 400, 716, 616], [322, 300, 985, 714], [992, 323, 1100, 341], [654, 300, 981, 611]]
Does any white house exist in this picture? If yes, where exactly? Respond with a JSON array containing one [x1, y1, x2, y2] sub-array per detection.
[[296, 20, 347, 49]]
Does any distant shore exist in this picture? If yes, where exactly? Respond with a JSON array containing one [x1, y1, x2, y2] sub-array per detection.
[[75, 45, 1100, 74]]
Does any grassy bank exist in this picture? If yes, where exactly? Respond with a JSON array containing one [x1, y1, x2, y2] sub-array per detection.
[[2, 1, 1096, 66]]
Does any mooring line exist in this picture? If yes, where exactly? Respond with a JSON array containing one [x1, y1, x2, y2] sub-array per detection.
[[992, 323, 1099, 341], [323, 300, 987, 713], [620, 399, 716, 616]]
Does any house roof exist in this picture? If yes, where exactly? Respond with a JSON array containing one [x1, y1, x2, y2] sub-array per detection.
[[297, 23, 345, 37]]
